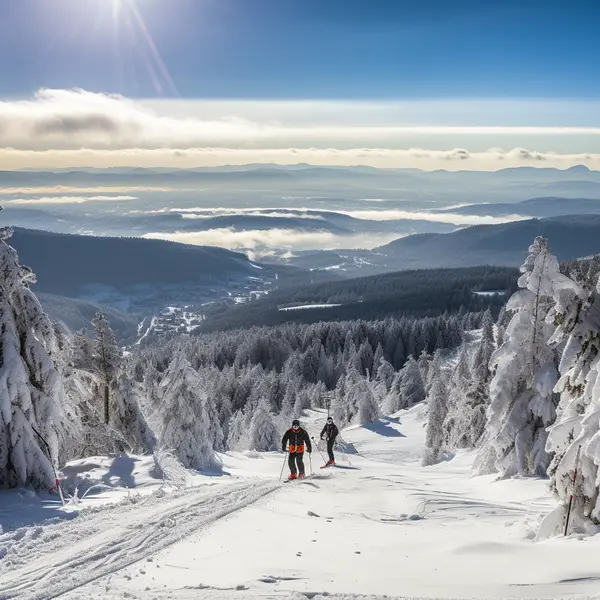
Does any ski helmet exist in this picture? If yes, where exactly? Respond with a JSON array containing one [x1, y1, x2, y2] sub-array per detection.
[[292, 419, 300, 428]]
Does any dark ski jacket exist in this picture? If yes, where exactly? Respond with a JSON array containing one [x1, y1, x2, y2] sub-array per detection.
[[282, 427, 312, 453], [320, 422, 339, 442]]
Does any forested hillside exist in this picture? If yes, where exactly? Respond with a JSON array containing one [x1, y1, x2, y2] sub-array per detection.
[[201, 266, 518, 331]]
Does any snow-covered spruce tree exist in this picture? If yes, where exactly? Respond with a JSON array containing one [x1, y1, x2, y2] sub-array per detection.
[[426, 350, 444, 394], [418, 350, 431, 384], [398, 356, 426, 409], [476, 237, 567, 478], [91, 312, 120, 425], [541, 262, 600, 529], [472, 309, 494, 383], [159, 351, 219, 471], [112, 369, 156, 453], [373, 357, 395, 402], [249, 398, 280, 451], [442, 344, 471, 450], [227, 410, 245, 450], [332, 376, 351, 426], [422, 374, 448, 466], [356, 379, 380, 425], [0, 225, 65, 488]]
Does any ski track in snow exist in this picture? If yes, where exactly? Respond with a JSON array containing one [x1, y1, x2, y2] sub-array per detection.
[[0, 480, 279, 600], [3, 407, 600, 600]]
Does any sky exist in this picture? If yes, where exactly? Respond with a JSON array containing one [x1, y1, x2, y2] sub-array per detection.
[[1, 0, 599, 170]]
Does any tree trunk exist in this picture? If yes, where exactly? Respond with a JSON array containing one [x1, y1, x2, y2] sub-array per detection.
[[104, 384, 110, 424]]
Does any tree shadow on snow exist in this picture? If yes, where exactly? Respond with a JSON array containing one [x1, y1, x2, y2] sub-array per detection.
[[381, 416, 402, 425], [0, 490, 78, 532], [102, 455, 137, 489], [362, 421, 405, 437], [198, 468, 232, 477]]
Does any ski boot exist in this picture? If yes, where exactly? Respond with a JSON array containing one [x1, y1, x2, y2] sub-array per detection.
[[298, 473, 305, 479], [288, 473, 297, 481]]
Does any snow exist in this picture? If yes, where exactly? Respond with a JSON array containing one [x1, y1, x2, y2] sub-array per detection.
[[2, 408, 600, 600], [279, 303, 343, 312], [474, 290, 507, 296]]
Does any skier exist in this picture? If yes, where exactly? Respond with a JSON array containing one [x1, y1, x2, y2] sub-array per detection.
[[281, 419, 312, 480], [320, 416, 339, 467]]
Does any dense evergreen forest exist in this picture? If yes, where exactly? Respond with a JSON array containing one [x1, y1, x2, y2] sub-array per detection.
[[202, 266, 518, 331]]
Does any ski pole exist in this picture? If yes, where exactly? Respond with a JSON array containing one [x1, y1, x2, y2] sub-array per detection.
[[564, 444, 582, 536], [309, 452, 313, 476], [311, 437, 326, 463], [279, 451, 288, 482]]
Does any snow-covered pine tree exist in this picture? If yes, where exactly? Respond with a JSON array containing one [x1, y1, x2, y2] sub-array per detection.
[[112, 369, 156, 453], [249, 398, 280, 451], [426, 350, 444, 394], [418, 349, 431, 383], [227, 410, 245, 450], [422, 375, 448, 466], [382, 371, 403, 414], [398, 356, 426, 409], [373, 357, 395, 402], [159, 351, 219, 471], [356, 380, 380, 425], [442, 343, 471, 449], [0, 225, 66, 488], [476, 237, 567, 478], [373, 343, 385, 376], [91, 312, 121, 424], [332, 375, 350, 426], [471, 309, 494, 383], [542, 260, 600, 529]]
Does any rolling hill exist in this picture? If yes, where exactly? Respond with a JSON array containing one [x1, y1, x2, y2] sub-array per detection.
[[7, 228, 331, 313], [376, 215, 600, 269]]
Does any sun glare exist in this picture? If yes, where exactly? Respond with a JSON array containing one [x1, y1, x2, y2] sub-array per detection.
[[103, 0, 178, 97]]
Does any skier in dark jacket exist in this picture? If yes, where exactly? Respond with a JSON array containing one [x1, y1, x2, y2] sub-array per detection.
[[281, 419, 312, 480], [320, 416, 339, 466]]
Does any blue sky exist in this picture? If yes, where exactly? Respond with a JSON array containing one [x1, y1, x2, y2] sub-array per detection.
[[1, 0, 599, 99], [0, 0, 599, 170]]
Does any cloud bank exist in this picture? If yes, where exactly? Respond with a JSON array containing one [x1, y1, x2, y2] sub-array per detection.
[[142, 228, 401, 255], [7, 195, 137, 205], [1, 89, 599, 170]]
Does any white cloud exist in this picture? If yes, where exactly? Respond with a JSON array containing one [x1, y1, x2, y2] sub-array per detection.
[[6, 195, 137, 205], [0, 89, 599, 170], [0, 185, 171, 196], [339, 209, 527, 225], [139, 206, 522, 226], [1, 146, 599, 171], [178, 209, 325, 220], [142, 228, 400, 253], [2, 89, 600, 153]]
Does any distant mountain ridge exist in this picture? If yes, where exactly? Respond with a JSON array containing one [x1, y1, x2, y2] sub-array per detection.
[[376, 215, 600, 268], [266, 215, 600, 275], [10, 227, 255, 295], [438, 196, 600, 218]]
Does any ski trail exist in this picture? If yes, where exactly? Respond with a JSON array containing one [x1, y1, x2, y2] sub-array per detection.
[[0, 480, 279, 600]]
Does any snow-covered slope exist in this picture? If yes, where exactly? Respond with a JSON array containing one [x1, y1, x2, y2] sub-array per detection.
[[1, 407, 599, 600]]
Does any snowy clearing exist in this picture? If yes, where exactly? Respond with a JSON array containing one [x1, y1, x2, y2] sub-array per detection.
[[473, 290, 507, 296], [2, 407, 600, 600], [279, 303, 343, 311]]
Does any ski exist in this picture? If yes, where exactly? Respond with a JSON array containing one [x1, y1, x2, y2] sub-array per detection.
[[282, 473, 320, 482]]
